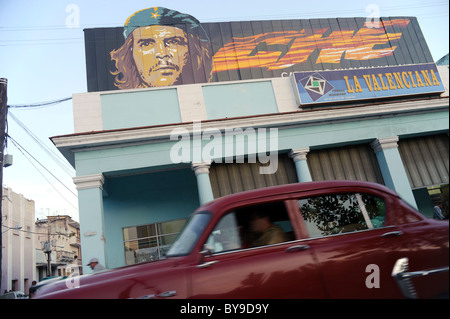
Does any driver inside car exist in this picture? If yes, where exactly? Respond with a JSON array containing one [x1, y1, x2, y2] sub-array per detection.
[[249, 210, 288, 247]]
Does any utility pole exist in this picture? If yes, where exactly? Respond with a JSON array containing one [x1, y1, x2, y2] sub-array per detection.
[[46, 217, 52, 277], [0, 78, 8, 290]]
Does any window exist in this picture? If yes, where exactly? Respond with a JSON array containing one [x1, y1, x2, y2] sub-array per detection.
[[12, 220, 21, 236], [205, 201, 295, 254], [298, 193, 386, 238], [167, 213, 211, 257], [123, 218, 187, 265], [206, 212, 242, 253]]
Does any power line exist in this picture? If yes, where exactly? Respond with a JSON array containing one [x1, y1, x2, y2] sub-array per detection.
[[0, 2, 446, 47], [0, 40, 83, 47], [0, 1, 447, 31], [7, 97, 72, 109], [8, 111, 75, 176], [1, 37, 83, 42], [6, 134, 78, 210], [7, 134, 77, 197], [199, 1, 449, 21], [1, 224, 74, 237]]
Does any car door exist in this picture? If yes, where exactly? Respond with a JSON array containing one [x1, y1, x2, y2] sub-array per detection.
[[294, 190, 408, 298], [189, 200, 327, 298], [386, 198, 449, 299]]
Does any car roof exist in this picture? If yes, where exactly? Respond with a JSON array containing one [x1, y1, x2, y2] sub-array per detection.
[[196, 180, 397, 213]]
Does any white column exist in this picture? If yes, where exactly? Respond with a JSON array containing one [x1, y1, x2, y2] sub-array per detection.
[[191, 162, 214, 205], [289, 148, 313, 182], [370, 137, 417, 208], [73, 174, 107, 273]]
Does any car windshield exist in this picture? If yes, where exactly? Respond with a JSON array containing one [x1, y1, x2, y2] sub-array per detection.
[[166, 212, 211, 257]]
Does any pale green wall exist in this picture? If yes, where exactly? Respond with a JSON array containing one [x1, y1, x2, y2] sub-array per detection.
[[78, 187, 106, 274], [101, 89, 181, 130], [103, 168, 199, 269], [203, 81, 279, 119]]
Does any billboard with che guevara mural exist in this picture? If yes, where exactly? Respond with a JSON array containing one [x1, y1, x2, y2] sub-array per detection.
[[84, 6, 434, 92]]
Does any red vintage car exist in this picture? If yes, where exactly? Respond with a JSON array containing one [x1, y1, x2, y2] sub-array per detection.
[[35, 181, 449, 299]]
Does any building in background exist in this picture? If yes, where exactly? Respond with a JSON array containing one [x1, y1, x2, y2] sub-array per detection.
[[51, 7, 449, 272], [35, 215, 81, 280], [1, 187, 35, 294]]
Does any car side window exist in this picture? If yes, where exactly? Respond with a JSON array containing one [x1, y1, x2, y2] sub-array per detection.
[[206, 212, 242, 253], [298, 193, 386, 238], [205, 201, 295, 254]]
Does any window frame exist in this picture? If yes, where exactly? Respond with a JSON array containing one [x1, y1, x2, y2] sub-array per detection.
[[122, 217, 188, 265], [294, 191, 391, 239], [202, 199, 298, 257], [166, 212, 212, 257]]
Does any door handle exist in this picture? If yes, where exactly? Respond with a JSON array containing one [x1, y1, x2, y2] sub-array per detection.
[[158, 290, 176, 298], [136, 294, 155, 299], [136, 290, 176, 299], [285, 245, 310, 253], [197, 260, 219, 268], [381, 231, 403, 238]]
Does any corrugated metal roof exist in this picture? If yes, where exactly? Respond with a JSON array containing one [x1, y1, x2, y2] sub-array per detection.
[[398, 134, 449, 189], [307, 144, 384, 184]]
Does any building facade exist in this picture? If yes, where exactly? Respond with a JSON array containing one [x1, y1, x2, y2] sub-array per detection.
[[1, 187, 35, 294], [52, 8, 449, 272], [35, 215, 81, 280]]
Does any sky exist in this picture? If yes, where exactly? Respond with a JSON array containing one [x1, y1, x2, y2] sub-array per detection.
[[0, 0, 448, 221]]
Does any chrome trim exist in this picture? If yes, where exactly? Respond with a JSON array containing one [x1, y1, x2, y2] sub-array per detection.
[[197, 260, 219, 268], [136, 294, 156, 299], [207, 239, 300, 257], [307, 225, 396, 240], [381, 230, 403, 237], [158, 290, 177, 298], [392, 257, 449, 299], [206, 226, 397, 257], [285, 244, 310, 252]]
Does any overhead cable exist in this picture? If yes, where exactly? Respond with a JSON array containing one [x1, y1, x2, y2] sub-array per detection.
[[7, 97, 72, 109], [6, 134, 78, 210], [0, 1, 447, 30], [8, 111, 75, 176]]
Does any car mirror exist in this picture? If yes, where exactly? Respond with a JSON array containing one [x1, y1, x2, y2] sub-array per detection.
[[198, 244, 213, 264], [197, 245, 221, 268], [201, 244, 213, 257]]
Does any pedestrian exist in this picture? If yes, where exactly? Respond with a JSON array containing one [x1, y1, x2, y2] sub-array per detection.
[[87, 257, 106, 273], [28, 281, 37, 298], [433, 203, 445, 220]]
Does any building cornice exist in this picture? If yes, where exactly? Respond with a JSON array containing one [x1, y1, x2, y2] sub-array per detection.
[[370, 136, 399, 153], [52, 97, 449, 166], [289, 148, 311, 162], [73, 174, 105, 190]]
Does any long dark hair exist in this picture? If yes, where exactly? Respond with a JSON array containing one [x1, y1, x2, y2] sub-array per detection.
[[110, 29, 213, 89]]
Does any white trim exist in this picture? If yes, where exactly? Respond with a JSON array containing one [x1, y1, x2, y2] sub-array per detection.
[[53, 97, 448, 168], [73, 174, 105, 190], [370, 136, 399, 153], [191, 161, 211, 176], [289, 148, 310, 162], [356, 193, 374, 229], [54, 98, 448, 149]]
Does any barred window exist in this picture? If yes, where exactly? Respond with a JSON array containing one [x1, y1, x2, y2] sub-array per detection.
[[123, 218, 187, 265]]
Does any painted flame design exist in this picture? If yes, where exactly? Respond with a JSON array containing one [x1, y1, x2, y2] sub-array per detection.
[[212, 19, 410, 72]]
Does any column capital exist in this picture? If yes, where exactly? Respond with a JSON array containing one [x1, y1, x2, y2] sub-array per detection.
[[191, 161, 211, 176], [370, 136, 399, 153], [73, 174, 105, 190], [289, 148, 310, 162]]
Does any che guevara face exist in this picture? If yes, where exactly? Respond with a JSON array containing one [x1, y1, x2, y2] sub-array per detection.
[[132, 25, 189, 87]]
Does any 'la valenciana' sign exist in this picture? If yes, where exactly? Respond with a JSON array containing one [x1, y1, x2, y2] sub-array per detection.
[[292, 63, 444, 105]]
